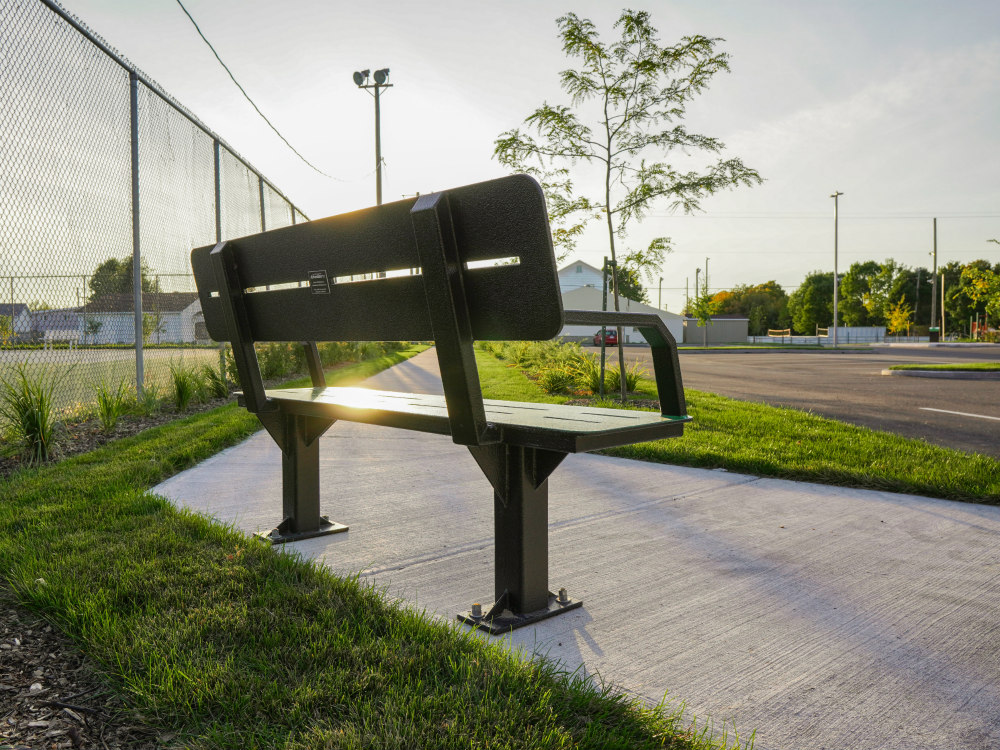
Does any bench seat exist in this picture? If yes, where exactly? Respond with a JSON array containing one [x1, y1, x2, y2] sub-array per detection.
[[243, 386, 690, 453]]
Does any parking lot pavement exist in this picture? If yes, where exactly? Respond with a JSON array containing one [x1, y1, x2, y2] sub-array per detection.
[[154, 350, 1000, 750], [587, 344, 1000, 459]]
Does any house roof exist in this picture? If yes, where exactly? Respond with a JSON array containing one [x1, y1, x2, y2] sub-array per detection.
[[557, 259, 604, 276], [83, 292, 199, 313], [0, 304, 29, 318]]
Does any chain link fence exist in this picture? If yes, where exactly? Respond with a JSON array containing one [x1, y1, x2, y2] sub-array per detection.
[[0, 0, 307, 412]]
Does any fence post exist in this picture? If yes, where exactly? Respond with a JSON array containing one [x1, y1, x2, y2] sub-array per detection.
[[129, 72, 144, 398], [214, 140, 227, 381]]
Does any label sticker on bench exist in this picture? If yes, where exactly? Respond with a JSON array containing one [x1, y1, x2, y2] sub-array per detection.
[[308, 270, 331, 295]]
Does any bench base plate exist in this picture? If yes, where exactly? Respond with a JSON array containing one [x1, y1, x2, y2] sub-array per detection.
[[256, 516, 349, 545], [457, 592, 583, 635]]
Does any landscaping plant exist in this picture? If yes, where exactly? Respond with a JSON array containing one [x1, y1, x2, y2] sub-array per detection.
[[0, 364, 57, 465], [201, 362, 229, 399], [94, 377, 133, 431]]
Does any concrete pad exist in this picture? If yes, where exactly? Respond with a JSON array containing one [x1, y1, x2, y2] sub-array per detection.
[[153, 350, 1000, 750]]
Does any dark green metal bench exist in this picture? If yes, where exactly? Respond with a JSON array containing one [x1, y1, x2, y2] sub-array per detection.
[[191, 174, 690, 633]]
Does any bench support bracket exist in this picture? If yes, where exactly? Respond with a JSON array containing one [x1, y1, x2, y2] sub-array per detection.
[[256, 412, 347, 545], [459, 445, 581, 633]]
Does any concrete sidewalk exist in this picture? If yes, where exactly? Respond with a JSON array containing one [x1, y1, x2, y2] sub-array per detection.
[[153, 350, 1000, 750]]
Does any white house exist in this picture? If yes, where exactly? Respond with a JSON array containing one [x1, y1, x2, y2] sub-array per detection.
[[81, 292, 202, 344], [31, 308, 82, 347], [555, 260, 683, 344], [559, 286, 684, 344], [557, 259, 605, 294]]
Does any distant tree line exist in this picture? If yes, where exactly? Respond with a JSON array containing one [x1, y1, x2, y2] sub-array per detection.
[[685, 258, 1000, 336]]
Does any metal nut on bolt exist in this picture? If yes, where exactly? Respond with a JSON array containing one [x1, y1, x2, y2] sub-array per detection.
[[471, 603, 483, 619], [557, 588, 569, 604]]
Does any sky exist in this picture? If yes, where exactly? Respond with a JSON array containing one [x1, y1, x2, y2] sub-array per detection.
[[56, 0, 1000, 313]]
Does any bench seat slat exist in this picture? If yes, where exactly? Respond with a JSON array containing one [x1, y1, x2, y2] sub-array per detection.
[[245, 387, 690, 453]]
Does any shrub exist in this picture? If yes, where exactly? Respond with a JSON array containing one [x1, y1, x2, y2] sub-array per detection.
[[94, 377, 133, 431], [0, 364, 57, 464]]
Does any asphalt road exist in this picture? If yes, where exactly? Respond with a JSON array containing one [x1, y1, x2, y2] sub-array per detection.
[[585, 344, 1000, 460]]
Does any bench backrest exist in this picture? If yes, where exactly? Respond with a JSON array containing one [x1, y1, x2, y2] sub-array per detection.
[[191, 174, 562, 446], [191, 174, 562, 344]]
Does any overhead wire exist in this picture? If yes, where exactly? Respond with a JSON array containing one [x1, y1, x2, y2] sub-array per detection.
[[173, 0, 349, 181]]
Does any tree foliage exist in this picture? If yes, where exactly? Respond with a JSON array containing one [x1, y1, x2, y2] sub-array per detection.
[[493, 9, 761, 277], [90, 257, 159, 301], [710, 280, 789, 332], [609, 265, 648, 303], [787, 271, 833, 334]]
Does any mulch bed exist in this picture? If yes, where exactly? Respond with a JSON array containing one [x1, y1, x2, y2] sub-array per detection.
[[0, 396, 233, 482], [0, 591, 168, 750]]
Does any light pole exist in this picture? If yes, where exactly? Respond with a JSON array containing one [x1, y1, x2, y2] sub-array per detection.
[[658, 276, 663, 310], [831, 191, 843, 348], [352, 68, 392, 205]]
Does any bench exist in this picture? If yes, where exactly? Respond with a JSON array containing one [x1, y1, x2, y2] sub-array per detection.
[[191, 174, 690, 633]]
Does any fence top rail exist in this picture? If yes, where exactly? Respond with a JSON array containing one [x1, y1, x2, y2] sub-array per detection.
[[38, 0, 307, 220]]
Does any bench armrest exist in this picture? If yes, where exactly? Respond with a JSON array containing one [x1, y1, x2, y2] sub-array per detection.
[[563, 309, 687, 419]]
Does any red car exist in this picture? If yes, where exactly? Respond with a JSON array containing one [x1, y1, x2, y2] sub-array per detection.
[[593, 329, 618, 346]]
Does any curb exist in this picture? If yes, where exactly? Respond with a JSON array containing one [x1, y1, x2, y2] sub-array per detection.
[[881, 369, 1000, 380]]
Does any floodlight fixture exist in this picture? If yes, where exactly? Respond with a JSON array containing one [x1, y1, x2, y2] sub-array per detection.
[[352, 65, 393, 205]]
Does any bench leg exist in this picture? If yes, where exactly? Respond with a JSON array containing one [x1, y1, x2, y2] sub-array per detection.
[[459, 445, 582, 634], [258, 413, 348, 544]]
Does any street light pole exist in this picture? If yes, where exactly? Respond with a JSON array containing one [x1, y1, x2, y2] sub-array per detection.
[[352, 68, 392, 205], [831, 191, 843, 348]]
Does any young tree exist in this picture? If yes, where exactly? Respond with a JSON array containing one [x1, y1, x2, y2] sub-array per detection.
[[690, 275, 718, 347], [495, 9, 761, 397], [886, 296, 914, 336], [0, 315, 13, 347], [609, 264, 648, 303]]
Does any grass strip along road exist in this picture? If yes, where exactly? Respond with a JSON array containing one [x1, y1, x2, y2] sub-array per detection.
[[889, 362, 1000, 371], [0, 345, 737, 750], [476, 347, 1000, 505]]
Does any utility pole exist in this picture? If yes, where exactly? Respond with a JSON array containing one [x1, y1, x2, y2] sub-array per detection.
[[831, 191, 843, 348], [940, 273, 946, 338], [914, 269, 921, 324], [658, 276, 663, 310], [352, 68, 392, 205], [929, 218, 938, 340], [704, 258, 709, 296]]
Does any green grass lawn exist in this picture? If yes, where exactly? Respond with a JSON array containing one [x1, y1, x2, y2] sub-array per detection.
[[0, 344, 740, 750], [477, 349, 1000, 504], [889, 362, 1000, 371]]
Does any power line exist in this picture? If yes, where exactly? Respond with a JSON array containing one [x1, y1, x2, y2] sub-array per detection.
[[173, 0, 338, 180]]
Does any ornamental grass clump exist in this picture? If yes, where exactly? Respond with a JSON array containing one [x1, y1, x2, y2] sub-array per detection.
[[94, 377, 133, 431], [0, 364, 57, 465], [169, 364, 206, 412], [538, 366, 578, 394], [201, 363, 229, 399]]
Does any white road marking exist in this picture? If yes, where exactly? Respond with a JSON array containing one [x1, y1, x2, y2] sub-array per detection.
[[920, 407, 1000, 422]]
